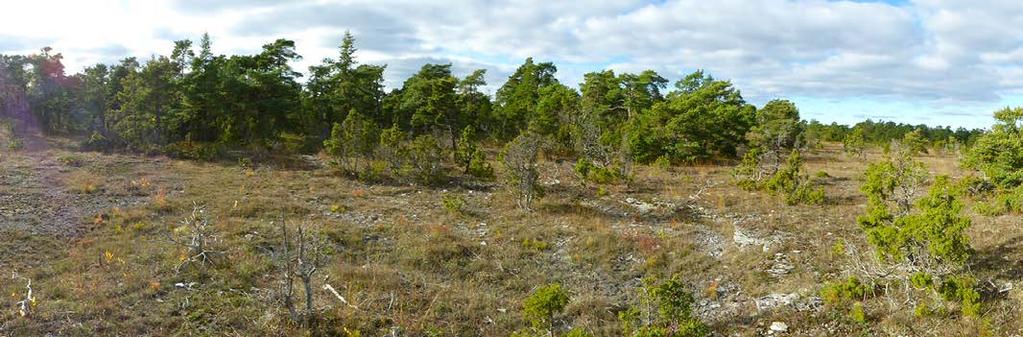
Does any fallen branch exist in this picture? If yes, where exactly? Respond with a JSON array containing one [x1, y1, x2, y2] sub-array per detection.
[[11, 272, 34, 317], [323, 283, 358, 309]]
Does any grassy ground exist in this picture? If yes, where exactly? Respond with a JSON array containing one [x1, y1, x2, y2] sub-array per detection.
[[1, 133, 1021, 336]]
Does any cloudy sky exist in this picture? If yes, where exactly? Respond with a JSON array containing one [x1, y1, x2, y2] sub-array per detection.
[[2, 0, 1021, 128]]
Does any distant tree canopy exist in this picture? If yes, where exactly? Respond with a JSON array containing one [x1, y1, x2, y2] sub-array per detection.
[[804, 119, 984, 149], [0, 32, 987, 163]]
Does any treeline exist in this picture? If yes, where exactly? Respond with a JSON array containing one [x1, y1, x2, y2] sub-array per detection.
[[0, 32, 984, 165], [805, 119, 984, 149]]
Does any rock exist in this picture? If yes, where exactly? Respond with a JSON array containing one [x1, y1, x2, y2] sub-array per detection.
[[770, 321, 788, 333], [755, 293, 799, 311], [624, 197, 657, 214], [767, 253, 794, 277], [732, 226, 775, 252], [796, 296, 823, 312], [695, 229, 726, 258]]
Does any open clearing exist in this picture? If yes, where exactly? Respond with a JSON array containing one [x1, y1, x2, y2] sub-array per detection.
[[1, 135, 1020, 336]]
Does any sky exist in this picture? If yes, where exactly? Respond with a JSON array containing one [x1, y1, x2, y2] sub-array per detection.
[[1, 0, 1021, 129]]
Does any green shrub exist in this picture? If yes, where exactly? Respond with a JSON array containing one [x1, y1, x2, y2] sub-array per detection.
[[377, 124, 410, 179], [910, 272, 933, 290], [574, 158, 629, 186], [653, 156, 671, 171], [831, 239, 846, 257], [975, 186, 1023, 216], [821, 276, 871, 306], [407, 134, 445, 185], [618, 277, 708, 337], [7, 137, 24, 150], [466, 149, 494, 180], [503, 133, 543, 209], [163, 140, 225, 161], [522, 283, 570, 330], [521, 238, 549, 252], [277, 132, 309, 154], [938, 275, 982, 317], [455, 126, 493, 180], [732, 148, 762, 191], [859, 174, 972, 269], [914, 302, 932, 317], [56, 154, 84, 167], [324, 109, 380, 176], [844, 127, 866, 157], [763, 150, 825, 205], [901, 129, 929, 155], [357, 160, 386, 182], [81, 131, 113, 151], [857, 151, 931, 261], [441, 194, 465, 215], [850, 302, 867, 323], [963, 107, 1023, 189]]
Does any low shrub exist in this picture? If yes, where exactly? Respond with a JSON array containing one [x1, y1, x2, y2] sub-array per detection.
[[975, 186, 1023, 216], [441, 194, 465, 215], [164, 140, 225, 161], [821, 276, 872, 306], [574, 158, 629, 186], [522, 283, 570, 331]]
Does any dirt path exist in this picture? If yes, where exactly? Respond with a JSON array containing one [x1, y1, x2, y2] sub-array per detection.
[[0, 128, 122, 238]]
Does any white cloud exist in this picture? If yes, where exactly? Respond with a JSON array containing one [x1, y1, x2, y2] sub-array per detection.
[[1, 0, 1020, 127]]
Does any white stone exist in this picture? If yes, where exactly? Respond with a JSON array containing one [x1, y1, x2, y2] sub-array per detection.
[[770, 321, 788, 332]]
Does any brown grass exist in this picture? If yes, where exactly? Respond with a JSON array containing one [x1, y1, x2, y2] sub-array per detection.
[[0, 141, 1019, 336]]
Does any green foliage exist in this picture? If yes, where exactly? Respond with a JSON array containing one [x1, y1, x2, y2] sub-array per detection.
[[303, 32, 386, 141], [441, 194, 465, 215], [853, 152, 978, 319], [618, 277, 708, 337], [574, 158, 629, 186], [831, 239, 847, 257], [843, 127, 866, 157], [407, 134, 445, 185], [81, 131, 112, 151], [653, 156, 671, 170], [901, 176, 972, 265], [901, 129, 929, 155], [821, 277, 871, 306], [849, 302, 867, 323], [7, 137, 23, 150], [502, 133, 543, 209], [521, 238, 549, 252], [975, 185, 1023, 216], [377, 124, 410, 178], [937, 275, 982, 317], [163, 140, 225, 161], [324, 109, 380, 176], [964, 107, 1023, 189], [859, 170, 972, 268], [455, 126, 494, 180], [746, 99, 803, 163], [467, 150, 494, 180], [494, 58, 559, 138], [522, 283, 570, 330], [910, 272, 933, 289], [857, 151, 930, 261], [761, 150, 825, 205], [914, 302, 932, 317], [626, 70, 754, 163], [732, 148, 762, 191], [56, 154, 84, 167]]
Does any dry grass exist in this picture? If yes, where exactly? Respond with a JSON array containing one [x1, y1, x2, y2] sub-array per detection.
[[64, 171, 105, 194], [0, 141, 1021, 336]]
